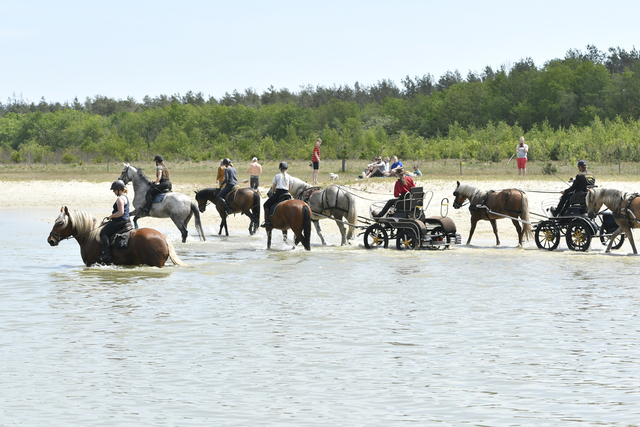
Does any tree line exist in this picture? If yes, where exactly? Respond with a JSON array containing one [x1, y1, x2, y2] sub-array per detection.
[[2, 45, 639, 165]]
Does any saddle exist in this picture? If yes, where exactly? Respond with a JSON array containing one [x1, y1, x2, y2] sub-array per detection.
[[224, 185, 241, 204], [152, 193, 167, 203], [110, 222, 134, 249], [269, 193, 292, 217]]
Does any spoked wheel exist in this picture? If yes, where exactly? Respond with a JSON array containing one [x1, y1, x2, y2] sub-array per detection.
[[364, 224, 389, 249], [599, 227, 625, 250], [566, 220, 592, 252], [396, 229, 419, 250], [534, 220, 560, 251], [429, 226, 448, 250]]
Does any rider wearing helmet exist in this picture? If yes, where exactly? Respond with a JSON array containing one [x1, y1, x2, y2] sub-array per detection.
[[261, 162, 292, 228], [98, 180, 131, 264], [216, 158, 237, 214], [550, 160, 596, 217], [141, 155, 172, 213]]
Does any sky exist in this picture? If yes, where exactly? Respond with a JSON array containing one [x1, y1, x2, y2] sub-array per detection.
[[1, 0, 639, 105]]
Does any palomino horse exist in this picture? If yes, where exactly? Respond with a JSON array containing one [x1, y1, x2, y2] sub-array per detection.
[[118, 163, 205, 242], [453, 181, 533, 247], [194, 187, 261, 236], [47, 207, 189, 267], [266, 199, 312, 250], [586, 188, 640, 253], [287, 176, 357, 245]]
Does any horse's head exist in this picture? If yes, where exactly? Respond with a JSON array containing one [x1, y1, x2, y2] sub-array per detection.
[[586, 188, 601, 219], [452, 180, 467, 209], [48, 206, 72, 246], [119, 163, 132, 185], [194, 188, 219, 213], [195, 190, 207, 213]]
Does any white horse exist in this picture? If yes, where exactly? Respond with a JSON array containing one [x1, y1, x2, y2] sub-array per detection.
[[586, 188, 639, 254], [288, 176, 357, 245], [118, 163, 205, 243]]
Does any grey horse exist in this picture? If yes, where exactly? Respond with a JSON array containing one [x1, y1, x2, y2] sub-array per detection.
[[119, 163, 206, 243], [288, 176, 357, 245]]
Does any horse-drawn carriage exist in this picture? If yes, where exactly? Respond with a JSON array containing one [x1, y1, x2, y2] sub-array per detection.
[[361, 187, 462, 250], [534, 189, 624, 252]]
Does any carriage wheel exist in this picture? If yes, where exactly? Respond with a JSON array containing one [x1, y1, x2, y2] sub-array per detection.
[[534, 220, 560, 251], [429, 226, 448, 250], [396, 229, 419, 251], [599, 227, 625, 250], [566, 220, 592, 252], [364, 224, 389, 249]]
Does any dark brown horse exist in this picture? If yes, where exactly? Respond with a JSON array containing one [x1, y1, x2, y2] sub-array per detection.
[[266, 199, 312, 250], [453, 181, 533, 247], [194, 187, 261, 236], [47, 207, 189, 267]]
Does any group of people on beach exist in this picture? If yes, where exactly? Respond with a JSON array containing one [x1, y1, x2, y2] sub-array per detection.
[[360, 155, 422, 179]]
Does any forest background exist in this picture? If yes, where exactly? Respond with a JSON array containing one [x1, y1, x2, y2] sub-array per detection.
[[2, 45, 639, 167]]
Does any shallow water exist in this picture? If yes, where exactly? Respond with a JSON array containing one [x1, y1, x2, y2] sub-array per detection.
[[2, 210, 640, 426]]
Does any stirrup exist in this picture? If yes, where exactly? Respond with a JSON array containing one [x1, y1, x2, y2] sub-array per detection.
[[260, 221, 271, 228]]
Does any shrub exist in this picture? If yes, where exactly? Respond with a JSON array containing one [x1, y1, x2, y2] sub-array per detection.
[[541, 162, 558, 175], [61, 152, 78, 164]]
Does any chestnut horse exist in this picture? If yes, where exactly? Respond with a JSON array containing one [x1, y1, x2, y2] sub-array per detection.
[[194, 187, 260, 236], [47, 207, 189, 267], [586, 188, 639, 253], [266, 199, 312, 250], [453, 181, 533, 247]]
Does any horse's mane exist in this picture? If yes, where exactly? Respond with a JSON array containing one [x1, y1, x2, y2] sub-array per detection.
[[198, 187, 219, 198], [457, 183, 487, 201], [588, 188, 623, 211], [56, 209, 101, 243], [289, 175, 311, 195], [131, 165, 151, 181]]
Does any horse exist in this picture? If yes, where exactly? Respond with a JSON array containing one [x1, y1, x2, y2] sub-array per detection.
[[118, 163, 205, 243], [453, 181, 533, 247], [265, 199, 312, 250], [47, 206, 189, 267], [288, 176, 357, 245], [194, 187, 260, 236], [586, 188, 640, 253]]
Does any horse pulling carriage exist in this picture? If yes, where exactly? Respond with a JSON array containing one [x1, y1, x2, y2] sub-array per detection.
[[361, 187, 462, 250], [533, 189, 625, 252]]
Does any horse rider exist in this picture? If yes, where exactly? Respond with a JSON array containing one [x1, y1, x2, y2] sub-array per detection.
[[98, 180, 131, 264], [141, 155, 172, 213], [261, 162, 292, 228], [216, 159, 226, 188], [373, 167, 415, 217], [550, 160, 596, 217], [217, 158, 238, 214]]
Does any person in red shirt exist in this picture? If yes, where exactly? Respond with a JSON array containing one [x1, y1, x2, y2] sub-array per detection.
[[312, 138, 321, 184], [373, 168, 415, 217]]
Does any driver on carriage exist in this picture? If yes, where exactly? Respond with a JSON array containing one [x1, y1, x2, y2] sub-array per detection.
[[216, 158, 238, 214], [550, 160, 595, 217], [141, 155, 172, 213], [98, 180, 132, 264], [261, 162, 292, 228], [372, 167, 415, 218]]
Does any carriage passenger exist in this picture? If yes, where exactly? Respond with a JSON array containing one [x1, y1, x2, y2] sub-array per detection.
[[141, 155, 172, 213], [372, 168, 415, 218], [261, 162, 292, 228], [550, 160, 595, 217], [98, 180, 132, 264], [216, 158, 238, 214]]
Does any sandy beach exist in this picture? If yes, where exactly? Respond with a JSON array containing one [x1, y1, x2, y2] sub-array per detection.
[[5, 178, 638, 245]]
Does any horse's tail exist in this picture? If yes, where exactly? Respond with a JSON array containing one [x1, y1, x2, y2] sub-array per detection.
[[301, 203, 312, 251], [520, 192, 533, 241], [191, 201, 206, 241], [253, 189, 261, 227], [345, 190, 358, 241], [166, 238, 190, 267]]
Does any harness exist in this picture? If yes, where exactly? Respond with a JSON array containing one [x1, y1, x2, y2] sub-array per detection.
[[615, 193, 640, 227], [469, 189, 524, 219], [297, 185, 349, 214]]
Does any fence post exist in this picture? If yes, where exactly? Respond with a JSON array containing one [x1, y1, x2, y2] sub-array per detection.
[[342, 159, 346, 173], [619, 160, 621, 174], [460, 161, 462, 175]]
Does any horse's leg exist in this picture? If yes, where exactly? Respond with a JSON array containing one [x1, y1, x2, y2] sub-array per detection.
[[512, 218, 523, 248], [171, 216, 189, 243], [606, 227, 624, 253], [133, 215, 140, 229], [267, 229, 272, 249], [466, 218, 478, 245], [223, 213, 229, 236], [312, 220, 327, 245], [490, 219, 500, 246], [282, 230, 289, 246], [335, 217, 348, 246], [626, 227, 637, 254]]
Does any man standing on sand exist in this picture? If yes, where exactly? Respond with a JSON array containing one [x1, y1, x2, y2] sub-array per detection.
[[312, 138, 321, 185], [247, 157, 262, 189]]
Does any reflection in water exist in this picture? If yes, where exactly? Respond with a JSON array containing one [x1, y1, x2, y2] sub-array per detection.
[[2, 210, 640, 425]]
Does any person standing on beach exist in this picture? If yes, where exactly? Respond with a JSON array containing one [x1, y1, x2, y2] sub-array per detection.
[[516, 137, 529, 176], [247, 157, 262, 189], [312, 138, 321, 185]]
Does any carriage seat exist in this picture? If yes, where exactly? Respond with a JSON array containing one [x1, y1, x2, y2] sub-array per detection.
[[392, 187, 424, 219]]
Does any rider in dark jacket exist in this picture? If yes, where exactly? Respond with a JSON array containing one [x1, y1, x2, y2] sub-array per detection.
[[141, 155, 172, 213], [216, 158, 238, 214], [551, 160, 595, 217], [98, 180, 131, 264]]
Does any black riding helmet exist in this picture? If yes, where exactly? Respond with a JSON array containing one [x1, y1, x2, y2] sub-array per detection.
[[110, 180, 125, 191], [279, 161, 288, 170], [222, 158, 231, 166], [154, 155, 164, 163]]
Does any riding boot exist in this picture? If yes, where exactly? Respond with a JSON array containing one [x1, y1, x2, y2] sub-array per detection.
[[140, 192, 152, 213], [98, 234, 112, 264], [261, 213, 271, 228], [220, 198, 232, 214]]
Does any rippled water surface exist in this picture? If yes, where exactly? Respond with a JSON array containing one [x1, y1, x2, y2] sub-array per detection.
[[2, 210, 640, 426]]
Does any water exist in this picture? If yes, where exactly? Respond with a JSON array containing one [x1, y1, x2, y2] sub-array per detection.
[[2, 210, 640, 426]]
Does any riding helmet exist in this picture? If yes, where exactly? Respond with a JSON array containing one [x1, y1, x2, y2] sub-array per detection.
[[279, 161, 289, 170], [110, 180, 125, 191], [154, 155, 164, 163], [223, 158, 231, 166], [577, 160, 587, 167]]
